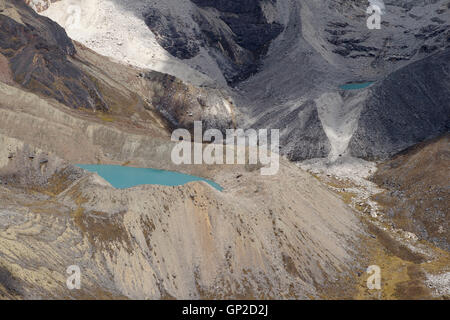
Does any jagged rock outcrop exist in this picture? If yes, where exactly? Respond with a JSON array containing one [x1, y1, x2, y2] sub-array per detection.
[[141, 71, 234, 132], [253, 99, 332, 160], [144, 0, 283, 84]]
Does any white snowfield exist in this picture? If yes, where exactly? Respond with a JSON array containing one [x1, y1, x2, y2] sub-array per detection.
[[41, 0, 222, 87]]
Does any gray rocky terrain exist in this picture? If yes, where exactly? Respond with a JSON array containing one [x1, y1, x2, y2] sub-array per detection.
[[0, 0, 448, 300], [350, 48, 450, 159], [37, 0, 449, 161]]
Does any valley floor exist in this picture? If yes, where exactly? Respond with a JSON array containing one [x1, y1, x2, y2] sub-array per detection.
[[300, 150, 449, 299]]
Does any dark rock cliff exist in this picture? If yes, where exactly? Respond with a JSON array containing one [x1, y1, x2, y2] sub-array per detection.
[[350, 48, 450, 160], [0, 0, 108, 111]]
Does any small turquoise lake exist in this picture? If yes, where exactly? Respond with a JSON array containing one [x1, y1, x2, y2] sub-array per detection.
[[77, 165, 223, 191], [339, 82, 374, 90]]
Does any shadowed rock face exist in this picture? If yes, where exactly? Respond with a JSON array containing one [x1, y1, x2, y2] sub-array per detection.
[[253, 99, 332, 160], [142, 71, 234, 132], [194, 0, 283, 84], [0, 0, 108, 111], [349, 48, 450, 160], [144, 0, 283, 84], [192, 0, 283, 55]]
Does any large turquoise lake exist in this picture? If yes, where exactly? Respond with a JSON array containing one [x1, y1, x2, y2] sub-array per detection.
[[339, 82, 374, 90], [77, 165, 223, 191]]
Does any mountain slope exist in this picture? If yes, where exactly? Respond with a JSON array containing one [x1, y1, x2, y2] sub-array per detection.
[[349, 48, 450, 159], [36, 0, 450, 161], [0, 0, 448, 300], [0, 3, 367, 299], [0, 141, 364, 299], [372, 134, 450, 250], [0, 0, 108, 111]]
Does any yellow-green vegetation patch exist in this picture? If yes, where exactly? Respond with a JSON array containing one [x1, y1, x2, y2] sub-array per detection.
[[98, 113, 115, 122], [354, 218, 449, 300]]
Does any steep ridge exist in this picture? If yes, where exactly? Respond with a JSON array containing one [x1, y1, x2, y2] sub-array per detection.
[[0, 141, 364, 299], [185, 0, 284, 84], [0, 0, 108, 111]]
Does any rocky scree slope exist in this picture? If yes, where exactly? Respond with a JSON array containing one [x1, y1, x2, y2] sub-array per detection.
[[3, 0, 235, 133], [34, 0, 450, 161], [372, 134, 450, 251], [234, 0, 450, 161], [348, 48, 450, 160], [0, 142, 364, 299]]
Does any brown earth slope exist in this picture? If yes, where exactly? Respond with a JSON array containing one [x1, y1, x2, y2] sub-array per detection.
[[372, 134, 450, 251], [0, 142, 365, 299]]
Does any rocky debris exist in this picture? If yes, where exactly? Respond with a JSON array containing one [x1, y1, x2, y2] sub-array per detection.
[[142, 71, 234, 132], [328, 35, 378, 58], [0, 143, 82, 190], [426, 272, 450, 297], [371, 134, 450, 251], [143, 7, 200, 60], [254, 99, 332, 161], [142, 0, 283, 85]]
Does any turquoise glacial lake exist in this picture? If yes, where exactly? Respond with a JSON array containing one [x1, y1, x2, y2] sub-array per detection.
[[77, 165, 223, 191], [339, 82, 374, 90]]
